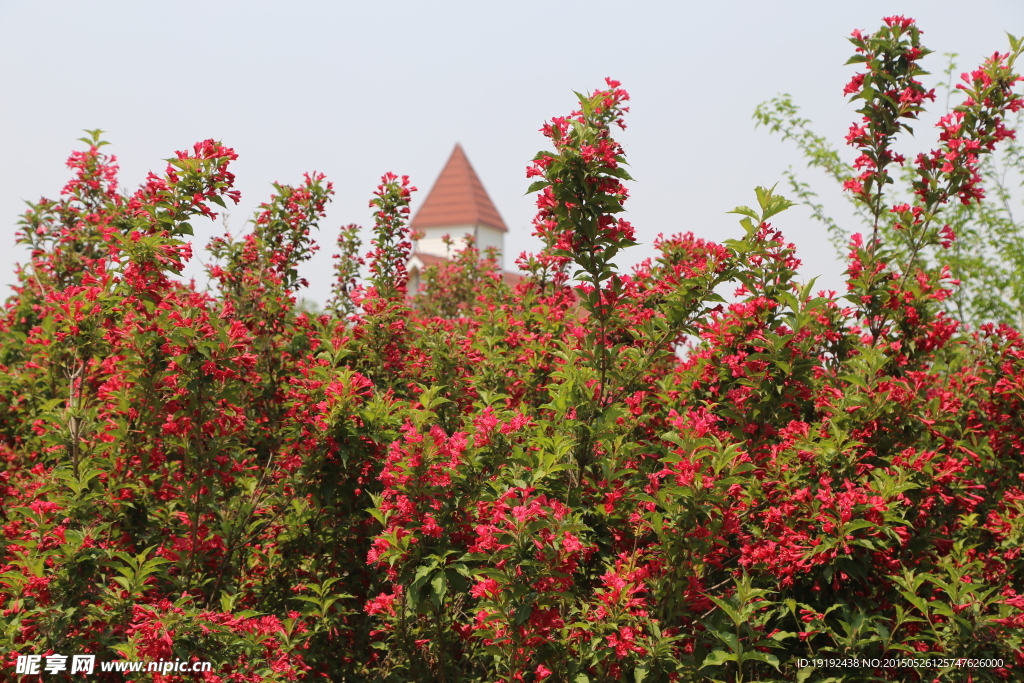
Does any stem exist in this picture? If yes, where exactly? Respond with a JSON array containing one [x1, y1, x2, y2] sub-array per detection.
[[66, 351, 83, 480], [185, 380, 205, 594], [434, 606, 449, 683], [736, 620, 744, 683]]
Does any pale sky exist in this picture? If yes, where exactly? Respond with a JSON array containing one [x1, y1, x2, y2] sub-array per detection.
[[2, 0, 1021, 304]]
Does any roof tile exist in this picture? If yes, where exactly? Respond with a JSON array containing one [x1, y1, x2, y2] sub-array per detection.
[[410, 144, 507, 233]]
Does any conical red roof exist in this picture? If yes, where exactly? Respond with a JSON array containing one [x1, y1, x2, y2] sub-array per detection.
[[410, 144, 507, 233]]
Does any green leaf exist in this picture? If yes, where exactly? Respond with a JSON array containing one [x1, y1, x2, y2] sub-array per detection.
[[430, 572, 447, 605], [741, 651, 780, 669], [840, 519, 876, 535], [755, 184, 795, 220], [899, 590, 930, 617], [700, 650, 736, 668], [728, 205, 761, 221]]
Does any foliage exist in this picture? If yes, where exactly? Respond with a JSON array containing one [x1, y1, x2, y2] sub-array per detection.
[[411, 234, 510, 321], [1, 18, 1024, 683], [755, 30, 1024, 328]]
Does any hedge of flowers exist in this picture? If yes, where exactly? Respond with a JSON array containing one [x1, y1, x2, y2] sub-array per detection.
[[1, 17, 1023, 683]]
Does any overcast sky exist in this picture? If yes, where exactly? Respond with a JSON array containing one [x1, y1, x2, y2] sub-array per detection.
[[2, 0, 1021, 305]]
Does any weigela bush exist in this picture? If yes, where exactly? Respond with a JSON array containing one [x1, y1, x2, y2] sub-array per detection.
[[1, 17, 1024, 683]]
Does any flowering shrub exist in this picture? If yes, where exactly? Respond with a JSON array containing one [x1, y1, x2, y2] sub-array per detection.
[[757, 27, 1024, 329], [1, 17, 1024, 683]]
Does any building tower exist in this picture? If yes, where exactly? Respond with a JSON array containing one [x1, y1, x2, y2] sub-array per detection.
[[408, 144, 507, 292]]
